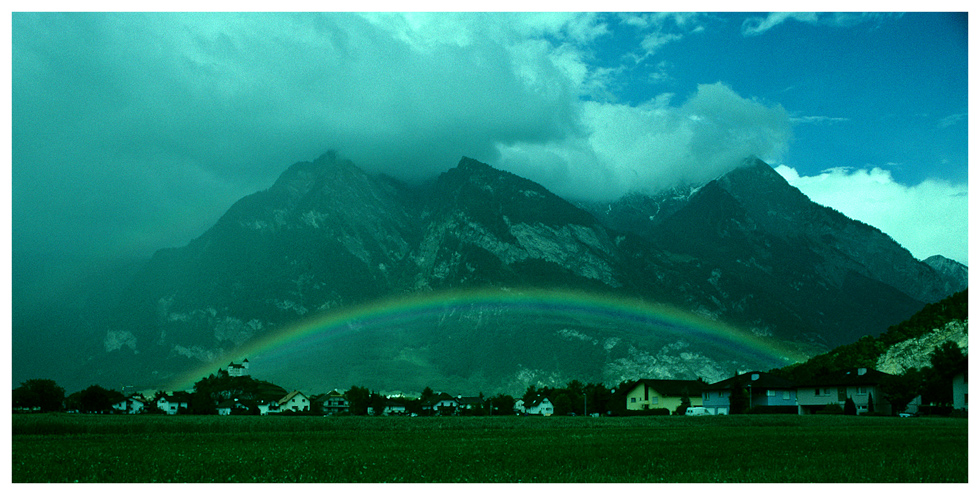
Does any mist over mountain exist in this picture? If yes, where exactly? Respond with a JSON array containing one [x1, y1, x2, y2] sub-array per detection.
[[23, 152, 964, 395]]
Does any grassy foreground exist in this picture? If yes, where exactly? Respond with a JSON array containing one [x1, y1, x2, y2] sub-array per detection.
[[12, 414, 967, 483]]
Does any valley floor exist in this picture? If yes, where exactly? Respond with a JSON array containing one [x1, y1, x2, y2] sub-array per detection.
[[11, 414, 967, 483]]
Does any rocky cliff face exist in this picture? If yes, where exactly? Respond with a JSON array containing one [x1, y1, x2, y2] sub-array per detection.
[[876, 319, 969, 375], [90, 152, 965, 393]]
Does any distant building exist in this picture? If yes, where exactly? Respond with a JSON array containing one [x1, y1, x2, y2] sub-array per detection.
[[797, 367, 893, 415], [702, 371, 798, 415], [625, 379, 704, 414], [227, 359, 250, 377]]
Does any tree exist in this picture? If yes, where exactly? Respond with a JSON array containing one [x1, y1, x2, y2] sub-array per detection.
[[13, 379, 66, 412], [880, 370, 922, 416], [78, 385, 124, 413], [369, 392, 387, 416], [675, 394, 691, 416], [843, 397, 857, 415], [489, 394, 516, 416], [345, 386, 371, 415], [866, 392, 875, 415], [921, 341, 966, 406], [728, 381, 748, 414]]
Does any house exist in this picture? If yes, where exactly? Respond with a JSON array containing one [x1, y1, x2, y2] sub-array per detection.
[[278, 390, 310, 412], [257, 400, 281, 415], [156, 392, 190, 415], [112, 395, 147, 414], [702, 371, 798, 414], [317, 390, 350, 415], [456, 396, 484, 412], [796, 367, 893, 415], [382, 398, 408, 416], [516, 395, 554, 416], [952, 358, 968, 412], [625, 379, 704, 414], [428, 393, 459, 415], [217, 398, 250, 416], [227, 359, 250, 377]]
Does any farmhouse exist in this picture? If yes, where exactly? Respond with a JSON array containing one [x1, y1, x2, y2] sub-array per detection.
[[257, 400, 281, 415], [156, 392, 190, 415], [217, 398, 249, 415], [701, 371, 798, 414], [516, 395, 555, 416], [625, 379, 704, 414], [796, 368, 893, 415], [278, 390, 310, 412], [427, 393, 459, 415], [112, 395, 147, 414]]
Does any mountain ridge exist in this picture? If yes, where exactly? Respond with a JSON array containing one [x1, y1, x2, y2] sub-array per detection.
[[80, 152, 964, 394]]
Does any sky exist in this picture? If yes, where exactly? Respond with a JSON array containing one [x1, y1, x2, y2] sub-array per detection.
[[10, 9, 970, 271]]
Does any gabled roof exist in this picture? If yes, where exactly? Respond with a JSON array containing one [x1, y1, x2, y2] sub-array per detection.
[[279, 390, 308, 405], [526, 395, 552, 408], [704, 371, 797, 391], [799, 368, 894, 387], [631, 379, 704, 397]]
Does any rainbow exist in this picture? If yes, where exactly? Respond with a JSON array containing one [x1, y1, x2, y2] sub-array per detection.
[[166, 287, 808, 390]]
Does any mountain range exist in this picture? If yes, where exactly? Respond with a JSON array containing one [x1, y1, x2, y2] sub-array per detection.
[[71, 152, 965, 395]]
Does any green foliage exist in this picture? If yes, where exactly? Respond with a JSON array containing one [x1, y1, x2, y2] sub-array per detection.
[[191, 374, 286, 415], [73, 385, 124, 414], [345, 386, 371, 416], [728, 381, 749, 414], [879, 371, 921, 415], [13, 379, 66, 412], [774, 289, 967, 383], [843, 398, 857, 416]]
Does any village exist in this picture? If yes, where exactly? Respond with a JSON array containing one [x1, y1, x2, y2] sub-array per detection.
[[100, 357, 967, 418]]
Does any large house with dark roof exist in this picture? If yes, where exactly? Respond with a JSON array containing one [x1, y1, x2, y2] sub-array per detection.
[[701, 371, 798, 415], [796, 367, 894, 415], [624, 379, 704, 414]]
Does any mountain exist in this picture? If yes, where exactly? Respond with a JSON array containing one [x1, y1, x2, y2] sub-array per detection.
[[78, 153, 964, 395], [923, 255, 968, 295]]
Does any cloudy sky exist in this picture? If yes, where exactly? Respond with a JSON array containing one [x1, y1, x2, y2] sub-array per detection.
[[12, 10, 969, 268]]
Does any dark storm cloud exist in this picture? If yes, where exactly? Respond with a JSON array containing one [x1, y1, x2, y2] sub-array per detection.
[[13, 12, 583, 259]]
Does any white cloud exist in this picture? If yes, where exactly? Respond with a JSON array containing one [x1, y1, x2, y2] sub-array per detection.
[[497, 82, 792, 201], [741, 12, 898, 36], [774, 165, 968, 265]]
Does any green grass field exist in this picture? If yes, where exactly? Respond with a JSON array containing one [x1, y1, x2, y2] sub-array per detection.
[[11, 414, 967, 483]]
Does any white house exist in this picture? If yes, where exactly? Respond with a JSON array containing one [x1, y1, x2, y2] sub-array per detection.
[[112, 396, 147, 414], [157, 394, 189, 415], [518, 396, 554, 416], [278, 390, 310, 412], [257, 401, 281, 415], [217, 398, 249, 416], [797, 368, 893, 415]]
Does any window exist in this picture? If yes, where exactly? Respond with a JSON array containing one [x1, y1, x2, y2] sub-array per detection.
[[782, 391, 791, 400], [630, 397, 636, 403], [650, 397, 659, 405], [857, 386, 868, 395], [767, 390, 776, 397]]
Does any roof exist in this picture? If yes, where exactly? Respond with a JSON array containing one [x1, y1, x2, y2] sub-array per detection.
[[278, 390, 308, 405], [631, 379, 704, 397], [799, 368, 894, 387], [703, 371, 797, 391], [456, 396, 484, 405]]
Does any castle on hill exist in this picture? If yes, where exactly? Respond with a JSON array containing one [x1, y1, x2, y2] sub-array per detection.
[[226, 359, 249, 377]]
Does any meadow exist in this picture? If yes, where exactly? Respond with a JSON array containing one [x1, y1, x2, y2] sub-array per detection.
[[11, 414, 967, 483]]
